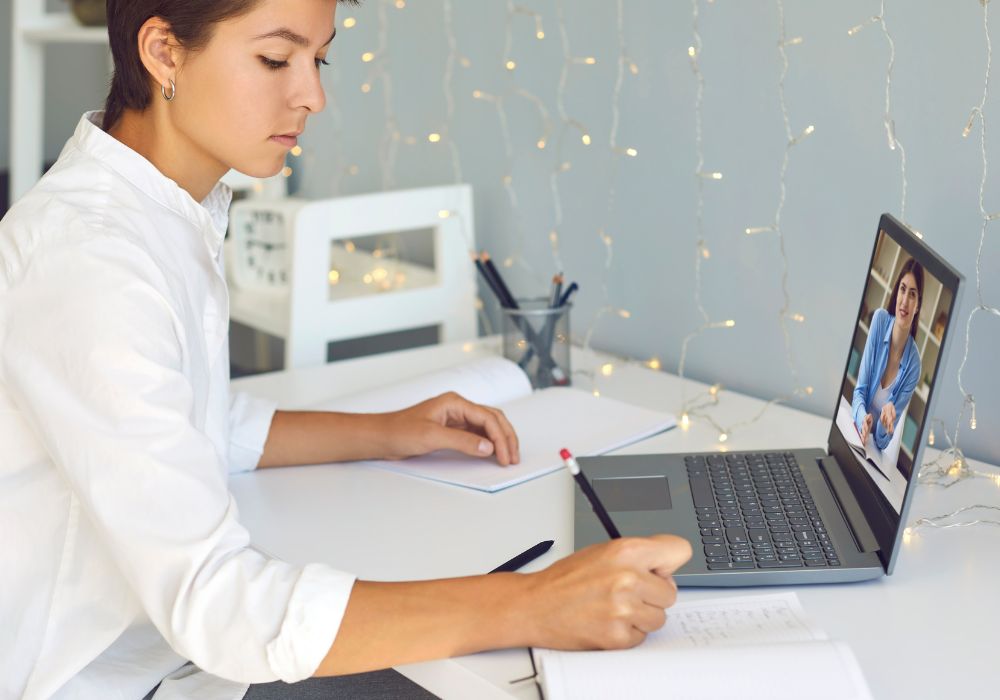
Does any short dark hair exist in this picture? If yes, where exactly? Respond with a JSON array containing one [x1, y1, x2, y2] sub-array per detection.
[[886, 256, 924, 339], [102, 0, 359, 132]]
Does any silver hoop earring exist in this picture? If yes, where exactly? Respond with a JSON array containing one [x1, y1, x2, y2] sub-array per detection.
[[161, 79, 176, 102]]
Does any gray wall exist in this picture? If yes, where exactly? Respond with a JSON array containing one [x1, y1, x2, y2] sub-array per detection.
[[2, 0, 997, 465], [302, 0, 998, 464]]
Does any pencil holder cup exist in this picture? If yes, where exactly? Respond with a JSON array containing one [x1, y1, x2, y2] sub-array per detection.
[[501, 299, 572, 389]]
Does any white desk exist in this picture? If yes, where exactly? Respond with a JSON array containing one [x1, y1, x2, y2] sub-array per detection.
[[231, 338, 1000, 700]]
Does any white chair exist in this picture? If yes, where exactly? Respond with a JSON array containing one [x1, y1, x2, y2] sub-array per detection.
[[227, 184, 477, 369]]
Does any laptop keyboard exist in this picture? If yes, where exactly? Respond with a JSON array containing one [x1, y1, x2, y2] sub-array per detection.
[[685, 452, 841, 570]]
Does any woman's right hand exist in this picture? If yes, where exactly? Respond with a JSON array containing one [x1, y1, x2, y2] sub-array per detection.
[[859, 413, 874, 445], [518, 535, 692, 650]]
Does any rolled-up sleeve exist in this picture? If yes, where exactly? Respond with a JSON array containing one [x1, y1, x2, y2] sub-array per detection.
[[0, 241, 355, 683], [228, 391, 277, 474]]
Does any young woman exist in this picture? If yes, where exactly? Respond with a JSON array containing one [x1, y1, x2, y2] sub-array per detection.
[[0, 1, 692, 698], [852, 257, 924, 451]]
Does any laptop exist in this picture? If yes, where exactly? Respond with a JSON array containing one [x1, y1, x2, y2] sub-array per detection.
[[574, 214, 963, 585]]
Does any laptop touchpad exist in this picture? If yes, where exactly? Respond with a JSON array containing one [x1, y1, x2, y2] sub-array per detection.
[[593, 475, 672, 512]]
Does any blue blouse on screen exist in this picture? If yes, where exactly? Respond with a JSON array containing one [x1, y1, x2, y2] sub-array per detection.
[[852, 308, 922, 450]]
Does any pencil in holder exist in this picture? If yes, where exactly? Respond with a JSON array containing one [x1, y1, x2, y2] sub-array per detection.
[[501, 299, 571, 389]]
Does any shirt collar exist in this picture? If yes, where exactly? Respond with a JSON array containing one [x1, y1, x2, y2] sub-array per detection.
[[71, 111, 232, 258], [881, 312, 896, 345]]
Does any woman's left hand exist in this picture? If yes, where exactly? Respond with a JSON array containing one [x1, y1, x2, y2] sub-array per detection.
[[379, 392, 521, 466], [879, 402, 897, 435]]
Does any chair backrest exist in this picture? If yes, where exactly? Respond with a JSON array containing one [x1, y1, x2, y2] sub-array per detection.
[[285, 184, 477, 368]]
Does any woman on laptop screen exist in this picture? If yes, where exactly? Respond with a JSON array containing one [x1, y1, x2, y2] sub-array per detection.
[[852, 257, 924, 451]]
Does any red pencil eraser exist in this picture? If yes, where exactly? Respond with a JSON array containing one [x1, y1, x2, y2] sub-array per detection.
[[559, 448, 572, 460]]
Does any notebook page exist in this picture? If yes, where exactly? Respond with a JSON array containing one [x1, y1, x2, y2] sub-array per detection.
[[362, 387, 676, 492], [648, 592, 827, 649], [311, 357, 533, 414]]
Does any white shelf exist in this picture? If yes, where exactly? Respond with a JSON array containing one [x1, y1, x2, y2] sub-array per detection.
[[9, 3, 114, 203], [19, 13, 109, 44]]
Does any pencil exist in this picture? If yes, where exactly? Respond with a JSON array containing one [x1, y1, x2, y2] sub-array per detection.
[[560, 448, 621, 539]]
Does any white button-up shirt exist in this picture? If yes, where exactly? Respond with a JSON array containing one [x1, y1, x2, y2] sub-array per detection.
[[0, 112, 356, 700]]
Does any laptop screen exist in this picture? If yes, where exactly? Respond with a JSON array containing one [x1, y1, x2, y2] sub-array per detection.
[[828, 215, 961, 570]]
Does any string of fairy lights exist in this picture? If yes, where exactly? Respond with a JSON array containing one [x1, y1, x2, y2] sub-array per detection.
[[904, 0, 1000, 540], [674, 0, 732, 435], [848, 1, 909, 224], [578, 0, 636, 363], [675, 0, 815, 444], [300, 1, 994, 497]]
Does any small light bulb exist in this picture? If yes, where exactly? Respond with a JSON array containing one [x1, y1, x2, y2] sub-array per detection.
[[581, 134, 592, 145], [462, 342, 474, 352], [438, 210, 452, 219], [805, 386, 814, 395], [725, 319, 736, 327], [281, 166, 293, 177], [625, 147, 638, 157], [361, 52, 375, 63], [963, 111, 976, 138], [290, 145, 303, 157], [537, 138, 547, 150], [506, 60, 517, 71], [646, 357, 661, 370], [537, 30, 545, 39], [343, 17, 357, 28], [903, 527, 913, 543], [928, 428, 935, 446], [428, 132, 442, 143], [328, 269, 341, 284], [688, 46, 696, 58], [593, 390, 601, 398], [790, 313, 806, 323], [719, 432, 729, 443], [601, 363, 615, 377], [629, 61, 639, 75], [680, 413, 691, 431], [361, 83, 372, 93], [584, 56, 596, 65], [618, 309, 632, 319], [394, 0, 405, 8]]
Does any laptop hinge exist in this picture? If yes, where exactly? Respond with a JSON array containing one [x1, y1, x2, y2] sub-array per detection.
[[817, 456, 880, 553]]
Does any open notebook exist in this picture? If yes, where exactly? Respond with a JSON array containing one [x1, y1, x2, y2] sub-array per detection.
[[311, 356, 676, 492], [533, 592, 872, 700]]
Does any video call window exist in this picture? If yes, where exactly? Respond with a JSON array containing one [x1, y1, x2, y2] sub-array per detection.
[[836, 230, 953, 513]]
